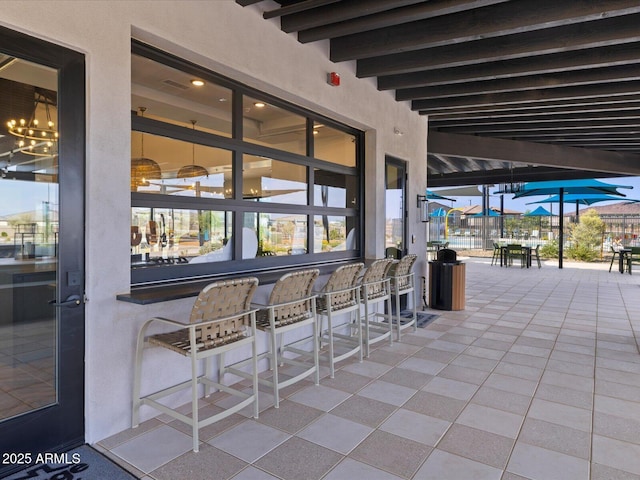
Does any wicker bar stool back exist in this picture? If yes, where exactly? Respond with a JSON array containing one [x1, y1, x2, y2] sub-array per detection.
[[360, 258, 394, 357], [316, 263, 364, 378], [132, 277, 259, 452], [224, 268, 320, 408], [388, 254, 418, 341]]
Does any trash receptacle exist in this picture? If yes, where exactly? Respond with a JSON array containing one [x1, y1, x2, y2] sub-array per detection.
[[429, 248, 465, 310]]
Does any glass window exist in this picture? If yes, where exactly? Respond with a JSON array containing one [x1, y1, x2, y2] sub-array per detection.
[[131, 132, 233, 197], [313, 121, 356, 166], [131, 207, 232, 264], [314, 168, 358, 208], [243, 154, 307, 204], [313, 216, 357, 252], [244, 212, 307, 256], [243, 96, 306, 155], [131, 54, 233, 137]]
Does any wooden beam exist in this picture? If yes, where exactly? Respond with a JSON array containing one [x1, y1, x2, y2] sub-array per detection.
[[396, 64, 640, 101], [413, 81, 640, 111], [263, 0, 340, 20], [296, 0, 505, 42], [378, 42, 640, 90], [280, 0, 423, 33], [332, 0, 640, 61], [427, 131, 640, 175], [357, 14, 640, 77]]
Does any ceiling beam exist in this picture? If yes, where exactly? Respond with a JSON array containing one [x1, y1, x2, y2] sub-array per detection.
[[378, 42, 640, 90], [413, 81, 640, 111], [357, 14, 640, 77], [428, 131, 640, 175], [294, 0, 505, 42], [433, 118, 640, 135], [279, 0, 424, 33], [397, 64, 640, 101], [263, 0, 340, 19], [332, 0, 640, 62]]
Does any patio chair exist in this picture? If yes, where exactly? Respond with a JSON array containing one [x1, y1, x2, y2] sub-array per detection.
[[388, 254, 418, 341], [505, 244, 526, 268], [316, 263, 364, 378], [628, 247, 640, 274], [224, 269, 319, 408], [490, 242, 501, 266], [530, 244, 542, 268], [132, 277, 259, 453], [609, 245, 622, 272], [359, 258, 394, 357]]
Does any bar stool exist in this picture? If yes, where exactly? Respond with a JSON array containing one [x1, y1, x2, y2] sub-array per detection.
[[224, 269, 319, 408], [359, 258, 394, 357], [388, 254, 417, 341], [316, 263, 364, 378], [132, 277, 259, 453]]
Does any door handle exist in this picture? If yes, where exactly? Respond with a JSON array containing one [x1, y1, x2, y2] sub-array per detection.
[[49, 294, 82, 308]]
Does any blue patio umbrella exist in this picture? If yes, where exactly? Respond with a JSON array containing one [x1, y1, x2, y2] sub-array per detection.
[[429, 207, 447, 217], [527, 193, 639, 207], [426, 189, 456, 202], [494, 178, 632, 269], [523, 205, 555, 216], [471, 209, 500, 216]]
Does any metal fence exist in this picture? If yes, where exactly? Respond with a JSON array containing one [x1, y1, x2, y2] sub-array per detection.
[[428, 212, 640, 250]]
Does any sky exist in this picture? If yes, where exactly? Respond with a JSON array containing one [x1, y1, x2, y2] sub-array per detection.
[[431, 176, 640, 214]]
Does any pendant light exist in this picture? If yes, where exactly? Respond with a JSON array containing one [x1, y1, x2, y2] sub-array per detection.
[[131, 107, 162, 190], [177, 120, 209, 179]]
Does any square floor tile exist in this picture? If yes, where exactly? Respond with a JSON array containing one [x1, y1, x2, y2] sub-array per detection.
[[349, 430, 432, 479], [110, 424, 194, 473], [254, 437, 342, 480], [380, 408, 450, 446], [150, 443, 247, 480], [397, 356, 447, 375], [423, 376, 479, 401], [413, 449, 502, 480], [456, 403, 523, 439], [378, 367, 433, 390], [330, 394, 397, 427], [319, 370, 373, 393], [288, 384, 351, 411], [230, 466, 280, 479], [403, 390, 467, 421], [518, 418, 591, 459], [358, 380, 417, 406], [297, 413, 373, 454], [322, 458, 403, 480], [437, 424, 514, 469], [257, 400, 324, 434], [208, 420, 289, 463], [592, 434, 640, 476], [528, 398, 591, 432], [507, 442, 589, 480], [342, 360, 393, 378]]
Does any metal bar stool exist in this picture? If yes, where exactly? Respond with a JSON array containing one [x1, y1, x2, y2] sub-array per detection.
[[132, 277, 259, 453], [224, 269, 319, 408], [316, 263, 364, 378], [359, 258, 394, 357], [388, 254, 418, 341]]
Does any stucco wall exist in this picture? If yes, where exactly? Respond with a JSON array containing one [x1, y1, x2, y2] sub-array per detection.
[[1, 1, 428, 443]]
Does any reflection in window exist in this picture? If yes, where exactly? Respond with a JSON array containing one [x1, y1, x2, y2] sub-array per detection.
[[243, 96, 306, 155], [131, 132, 232, 196], [313, 216, 357, 252], [245, 212, 307, 256], [131, 207, 232, 264], [313, 121, 356, 167], [243, 154, 307, 204], [313, 169, 358, 208], [131, 54, 233, 137]]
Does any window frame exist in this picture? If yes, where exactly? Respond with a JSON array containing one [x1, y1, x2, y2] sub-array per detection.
[[131, 41, 363, 286]]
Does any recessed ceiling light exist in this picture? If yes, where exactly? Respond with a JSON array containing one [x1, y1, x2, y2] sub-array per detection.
[[254, 102, 266, 108], [191, 79, 205, 87]]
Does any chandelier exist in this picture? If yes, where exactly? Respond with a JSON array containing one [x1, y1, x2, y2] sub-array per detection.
[[131, 107, 162, 190], [7, 91, 58, 157], [177, 120, 209, 179]]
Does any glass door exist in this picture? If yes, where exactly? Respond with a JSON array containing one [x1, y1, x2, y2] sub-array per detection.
[[385, 156, 407, 258], [0, 27, 85, 477]]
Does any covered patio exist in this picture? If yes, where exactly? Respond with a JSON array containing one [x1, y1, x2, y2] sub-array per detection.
[[96, 258, 640, 480]]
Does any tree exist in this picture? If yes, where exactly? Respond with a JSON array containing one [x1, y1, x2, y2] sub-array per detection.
[[566, 209, 605, 261]]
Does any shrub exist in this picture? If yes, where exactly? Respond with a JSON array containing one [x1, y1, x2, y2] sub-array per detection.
[[540, 240, 558, 258]]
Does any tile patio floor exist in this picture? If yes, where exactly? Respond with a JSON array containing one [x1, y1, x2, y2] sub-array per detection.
[[97, 257, 640, 480]]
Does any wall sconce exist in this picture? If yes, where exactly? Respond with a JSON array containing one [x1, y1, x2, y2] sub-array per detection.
[[417, 194, 429, 222]]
